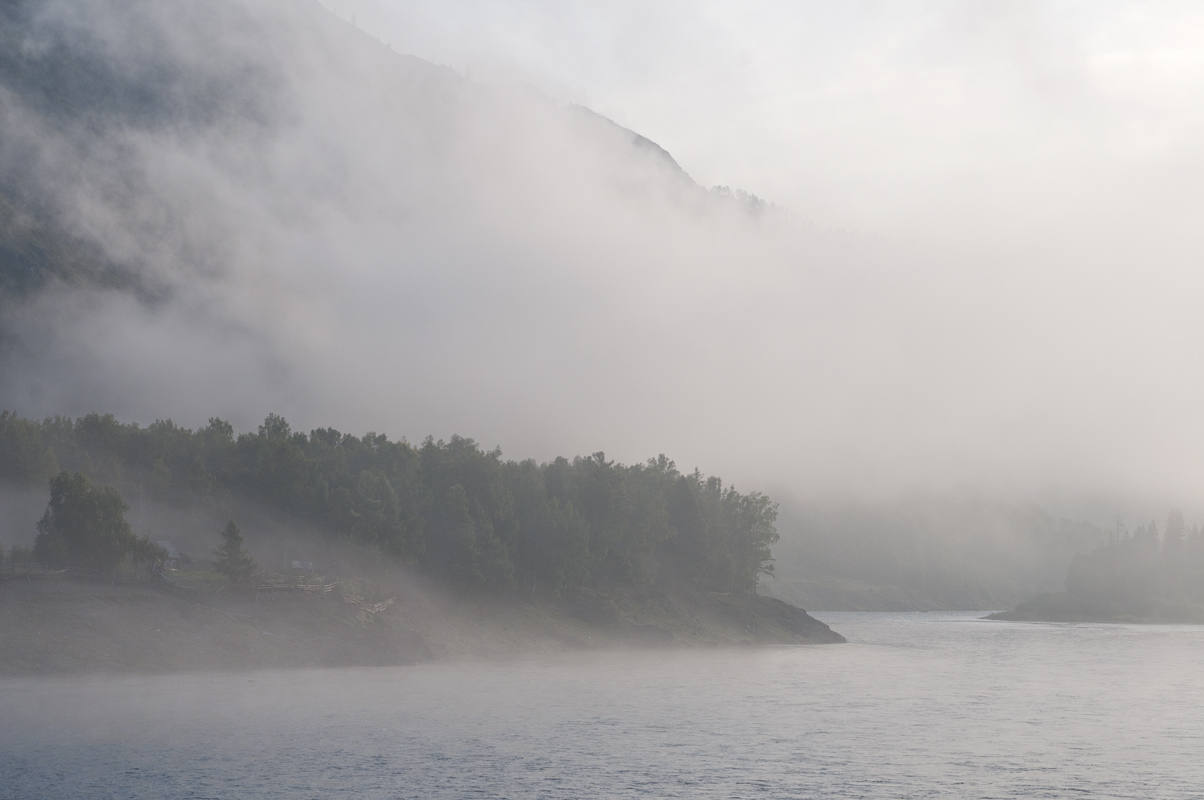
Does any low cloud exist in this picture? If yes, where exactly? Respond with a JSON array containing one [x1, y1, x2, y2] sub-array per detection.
[[2, 0, 1203, 518]]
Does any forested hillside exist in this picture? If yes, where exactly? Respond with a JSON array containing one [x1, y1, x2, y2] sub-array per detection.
[[0, 412, 778, 597]]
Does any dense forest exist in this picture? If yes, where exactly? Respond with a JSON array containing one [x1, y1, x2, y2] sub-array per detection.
[[995, 511, 1204, 622], [0, 412, 778, 596]]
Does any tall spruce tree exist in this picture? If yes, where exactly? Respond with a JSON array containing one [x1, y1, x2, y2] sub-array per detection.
[[1164, 509, 1186, 552], [213, 520, 256, 583]]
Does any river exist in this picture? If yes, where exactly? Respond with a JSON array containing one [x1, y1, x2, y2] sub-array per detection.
[[3, 612, 1202, 798]]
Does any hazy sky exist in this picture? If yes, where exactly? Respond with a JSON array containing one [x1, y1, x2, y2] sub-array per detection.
[[311, 0, 1204, 510], [323, 0, 1204, 246], [5, 0, 1204, 515]]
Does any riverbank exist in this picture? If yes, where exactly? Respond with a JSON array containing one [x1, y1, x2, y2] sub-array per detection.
[[0, 574, 843, 676], [986, 591, 1204, 624]]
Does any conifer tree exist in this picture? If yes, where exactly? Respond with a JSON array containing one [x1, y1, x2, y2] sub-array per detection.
[[1164, 509, 1186, 552], [213, 520, 256, 583]]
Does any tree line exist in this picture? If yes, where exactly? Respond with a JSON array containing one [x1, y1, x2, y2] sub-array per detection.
[[1054, 510, 1204, 618], [0, 412, 778, 595]]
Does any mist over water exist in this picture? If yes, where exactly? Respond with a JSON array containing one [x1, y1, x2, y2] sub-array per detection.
[[4, 613, 1203, 799]]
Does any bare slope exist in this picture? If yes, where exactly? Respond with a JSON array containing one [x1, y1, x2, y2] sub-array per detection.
[[0, 575, 842, 676]]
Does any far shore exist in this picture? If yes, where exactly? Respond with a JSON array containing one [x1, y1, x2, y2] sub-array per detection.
[[985, 592, 1204, 625]]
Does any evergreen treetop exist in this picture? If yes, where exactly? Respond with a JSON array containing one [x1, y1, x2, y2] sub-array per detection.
[[213, 520, 256, 583]]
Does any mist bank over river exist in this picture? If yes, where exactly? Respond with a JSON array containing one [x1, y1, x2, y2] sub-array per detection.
[[990, 510, 1204, 623], [763, 497, 1110, 612]]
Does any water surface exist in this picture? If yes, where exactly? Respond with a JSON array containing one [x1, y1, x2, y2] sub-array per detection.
[[3, 612, 1202, 798]]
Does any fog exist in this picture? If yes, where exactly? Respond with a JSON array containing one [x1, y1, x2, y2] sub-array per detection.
[[3, 0, 1203, 518], [7, 9, 1204, 791], [342, 0, 1204, 251]]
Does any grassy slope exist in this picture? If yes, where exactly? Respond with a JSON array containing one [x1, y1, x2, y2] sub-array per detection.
[[0, 578, 425, 675], [0, 574, 843, 676]]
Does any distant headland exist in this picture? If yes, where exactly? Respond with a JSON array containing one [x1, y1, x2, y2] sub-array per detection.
[[0, 411, 842, 676], [989, 511, 1204, 624]]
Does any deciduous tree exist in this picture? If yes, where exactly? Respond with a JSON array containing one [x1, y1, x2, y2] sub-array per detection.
[[33, 471, 137, 571]]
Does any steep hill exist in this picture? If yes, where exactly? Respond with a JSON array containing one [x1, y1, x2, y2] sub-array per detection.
[[0, 0, 709, 310]]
